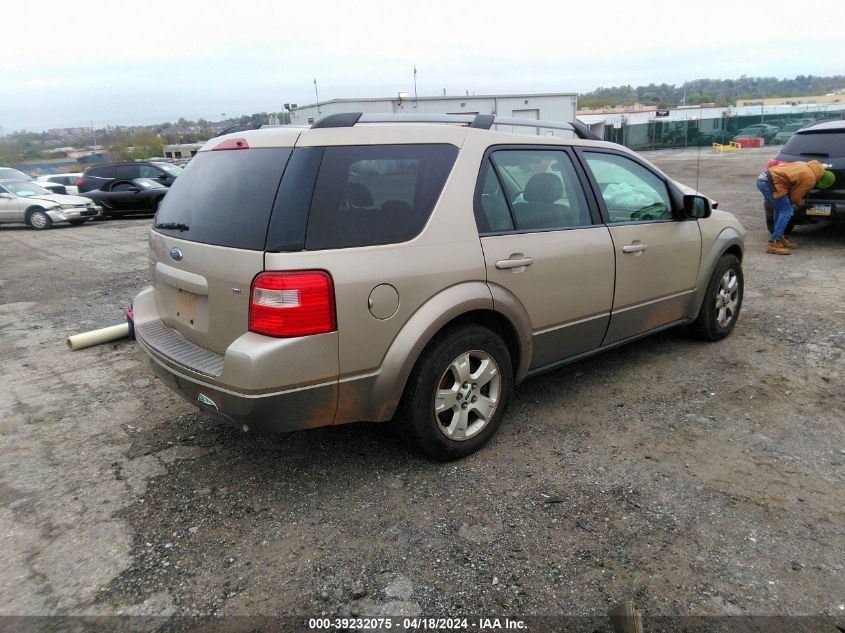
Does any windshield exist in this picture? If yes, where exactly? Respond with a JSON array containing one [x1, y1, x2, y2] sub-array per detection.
[[154, 163, 183, 176], [0, 168, 30, 180], [2, 180, 50, 196]]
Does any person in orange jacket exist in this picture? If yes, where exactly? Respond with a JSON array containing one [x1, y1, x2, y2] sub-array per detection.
[[757, 160, 835, 255]]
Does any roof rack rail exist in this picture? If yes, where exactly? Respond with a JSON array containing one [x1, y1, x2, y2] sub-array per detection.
[[310, 112, 602, 140], [216, 123, 263, 137]]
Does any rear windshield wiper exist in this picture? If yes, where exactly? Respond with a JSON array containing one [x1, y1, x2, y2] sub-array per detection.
[[154, 222, 189, 232], [799, 152, 829, 157]]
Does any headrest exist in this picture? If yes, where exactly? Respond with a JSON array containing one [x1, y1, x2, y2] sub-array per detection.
[[523, 173, 563, 203], [346, 182, 374, 207]]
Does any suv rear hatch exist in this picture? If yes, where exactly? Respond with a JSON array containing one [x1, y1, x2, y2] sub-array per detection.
[[779, 124, 845, 213], [150, 142, 293, 355]]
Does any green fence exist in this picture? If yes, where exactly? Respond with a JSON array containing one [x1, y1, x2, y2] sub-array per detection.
[[603, 111, 845, 151]]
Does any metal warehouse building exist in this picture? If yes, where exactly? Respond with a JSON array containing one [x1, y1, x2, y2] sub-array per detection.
[[289, 93, 578, 134]]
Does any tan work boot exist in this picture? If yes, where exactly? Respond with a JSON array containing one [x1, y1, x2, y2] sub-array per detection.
[[780, 236, 799, 249], [767, 240, 792, 255]]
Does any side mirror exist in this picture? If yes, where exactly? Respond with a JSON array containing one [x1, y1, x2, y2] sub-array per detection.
[[0, 192, 13, 198], [683, 194, 711, 219]]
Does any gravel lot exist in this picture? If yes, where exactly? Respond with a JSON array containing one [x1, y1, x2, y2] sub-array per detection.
[[1, 148, 843, 626]]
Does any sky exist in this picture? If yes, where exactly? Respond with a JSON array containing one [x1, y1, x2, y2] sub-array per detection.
[[3, 0, 844, 132]]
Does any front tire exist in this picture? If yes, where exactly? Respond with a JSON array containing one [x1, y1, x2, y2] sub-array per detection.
[[690, 254, 743, 341], [398, 325, 513, 460], [27, 208, 52, 230]]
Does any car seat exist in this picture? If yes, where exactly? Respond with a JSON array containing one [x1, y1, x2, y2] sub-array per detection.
[[513, 173, 568, 229]]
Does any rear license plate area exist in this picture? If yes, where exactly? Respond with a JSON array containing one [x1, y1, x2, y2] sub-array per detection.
[[175, 289, 199, 324], [806, 204, 831, 216]]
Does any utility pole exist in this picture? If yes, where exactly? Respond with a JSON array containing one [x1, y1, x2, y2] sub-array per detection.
[[413, 66, 418, 105], [91, 121, 97, 148], [313, 78, 320, 113]]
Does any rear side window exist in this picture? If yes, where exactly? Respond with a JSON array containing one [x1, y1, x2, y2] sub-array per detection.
[[482, 149, 593, 231], [783, 131, 845, 158], [305, 144, 458, 250], [154, 148, 291, 250], [91, 164, 138, 179], [139, 164, 164, 179]]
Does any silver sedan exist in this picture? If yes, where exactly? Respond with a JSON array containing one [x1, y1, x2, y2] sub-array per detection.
[[0, 180, 102, 229]]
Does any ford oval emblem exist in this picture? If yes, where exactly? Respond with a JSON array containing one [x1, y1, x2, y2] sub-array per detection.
[[169, 248, 183, 262]]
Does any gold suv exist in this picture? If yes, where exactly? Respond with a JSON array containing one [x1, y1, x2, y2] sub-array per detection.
[[132, 113, 745, 460]]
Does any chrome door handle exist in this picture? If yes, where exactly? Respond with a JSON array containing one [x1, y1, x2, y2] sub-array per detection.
[[622, 243, 647, 253], [496, 256, 533, 269]]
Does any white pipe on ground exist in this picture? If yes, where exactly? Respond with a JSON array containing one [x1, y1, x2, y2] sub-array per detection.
[[67, 323, 130, 351]]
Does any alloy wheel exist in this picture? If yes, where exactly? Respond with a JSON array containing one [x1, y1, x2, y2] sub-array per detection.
[[433, 350, 501, 441], [715, 269, 740, 328]]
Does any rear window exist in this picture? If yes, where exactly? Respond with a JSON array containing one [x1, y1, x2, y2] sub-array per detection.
[[304, 144, 458, 250], [153, 148, 291, 250], [783, 131, 845, 158]]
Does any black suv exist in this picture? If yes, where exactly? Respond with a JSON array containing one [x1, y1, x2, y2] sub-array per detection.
[[77, 161, 183, 193], [765, 120, 844, 231]]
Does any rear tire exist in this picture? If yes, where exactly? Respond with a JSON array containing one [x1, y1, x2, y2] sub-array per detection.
[[764, 203, 796, 234], [764, 205, 774, 233], [27, 208, 52, 230], [689, 254, 743, 341], [785, 218, 796, 235], [398, 325, 513, 461]]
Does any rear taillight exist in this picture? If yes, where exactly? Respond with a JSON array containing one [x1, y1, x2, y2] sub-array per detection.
[[76, 178, 84, 187], [767, 159, 787, 168], [249, 271, 336, 337], [212, 138, 249, 151]]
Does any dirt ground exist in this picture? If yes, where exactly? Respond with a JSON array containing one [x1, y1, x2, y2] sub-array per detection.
[[1, 147, 843, 627]]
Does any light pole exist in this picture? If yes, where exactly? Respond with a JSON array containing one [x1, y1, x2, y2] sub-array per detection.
[[413, 66, 418, 106], [313, 78, 320, 113]]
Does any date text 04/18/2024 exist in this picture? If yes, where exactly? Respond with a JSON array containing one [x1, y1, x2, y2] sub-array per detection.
[[307, 617, 527, 630]]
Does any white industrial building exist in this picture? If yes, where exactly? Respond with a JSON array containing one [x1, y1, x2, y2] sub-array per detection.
[[289, 93, 579, 135], [163, 143, 203, 159]]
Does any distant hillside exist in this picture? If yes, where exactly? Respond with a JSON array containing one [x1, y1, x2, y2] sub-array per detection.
[[579, 75, 845, 109]]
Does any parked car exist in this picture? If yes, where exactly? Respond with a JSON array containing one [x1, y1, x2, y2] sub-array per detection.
[[772, 123, 807, 145], [132, 113, 745, 460], [81, 178, 168, 216], [0, 180, 102, 229], [37, 172, 83, 195], [76, 161, 182, 193], [733, 123, 780, 143], [0, 167, 68, 195], [764, 119, 844, 231]]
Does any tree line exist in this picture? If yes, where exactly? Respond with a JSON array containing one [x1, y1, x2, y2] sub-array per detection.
[[0, 111, 292, 164], [579, 75, 845, 109]]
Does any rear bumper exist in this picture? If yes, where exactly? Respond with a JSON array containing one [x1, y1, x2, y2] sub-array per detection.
[[140, 345, 338, 434], [132, 285, 339, 434], [764, 199, 842, 223]]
